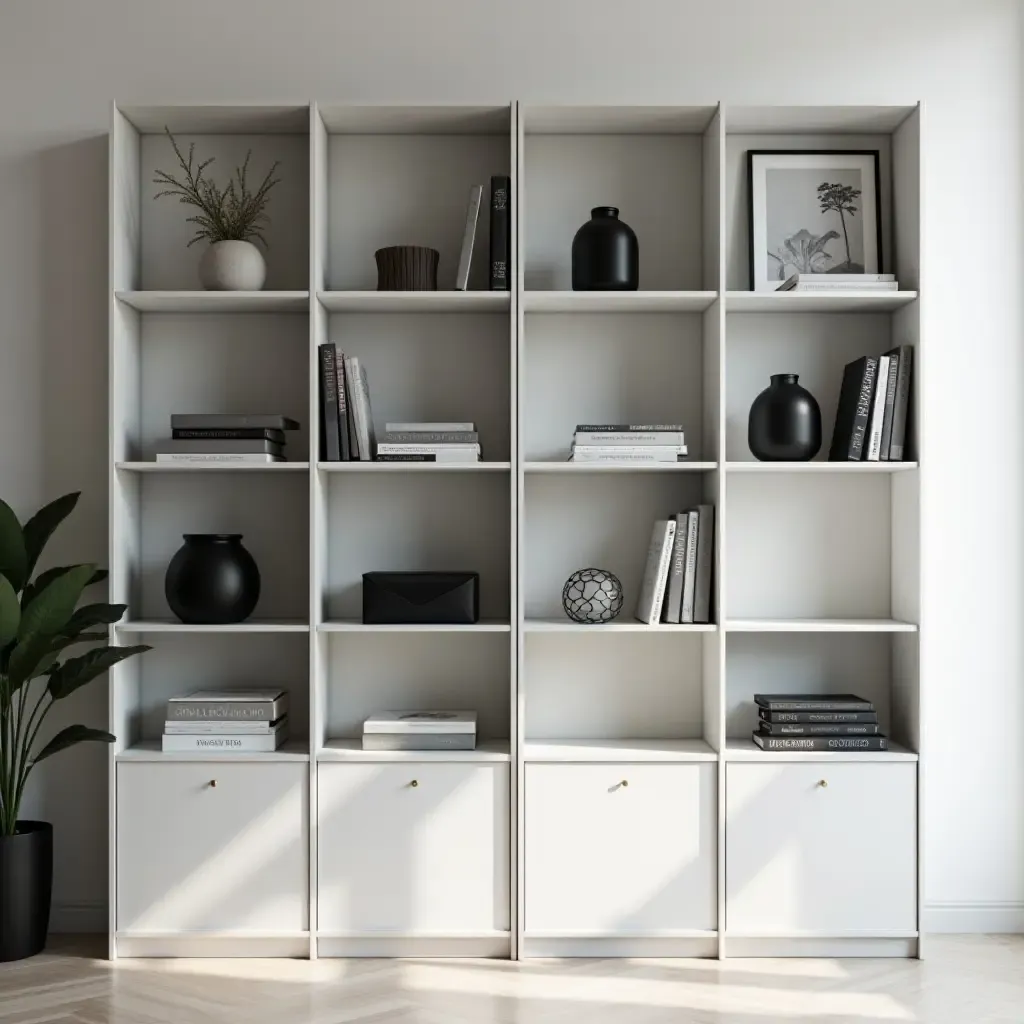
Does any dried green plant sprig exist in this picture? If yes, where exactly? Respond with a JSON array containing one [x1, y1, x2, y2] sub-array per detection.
[[153, 128, 281, 248]]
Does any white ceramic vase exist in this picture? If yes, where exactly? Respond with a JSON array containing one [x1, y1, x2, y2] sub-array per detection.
[[198, 240, 267, 291]]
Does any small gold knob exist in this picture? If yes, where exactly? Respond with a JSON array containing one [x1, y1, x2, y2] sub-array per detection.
[[817, 779, 828, 789], [410, 779, 419, 788], [209, 780, 217, 788], [620, 780, 629, 788]]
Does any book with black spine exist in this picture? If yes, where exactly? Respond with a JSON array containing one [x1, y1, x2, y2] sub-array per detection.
[[759, 708, 878, 725], [375, 449, 477, 463], [758, 721, 882, 736], [828, 356, 878, 461], [752, 732, 889, 752], [171, 414, 299, 431], [384, 431, 479, 444], [634, 519, 676, 624], [755, 693, 874, 712], [318, 343, 341, 462], [455, 184, 484, 290], [661, 512, 689, 623], [679, 510, 700, 624], [167, 689, 289, 722], [878, 350, 901, 461], [172, 428, 286, 444], [375, 454, 438, 462], [157, 439, 284, 456], [573, 430, 686, 447], [489, 175, 510, 291], [888, 345, 913, 460], [865, 354, 890, 461], [692, 504, 715, 624], [333, 348, 352, 461]]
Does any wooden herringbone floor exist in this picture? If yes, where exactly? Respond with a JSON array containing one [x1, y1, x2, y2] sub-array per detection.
[[0, 935, 1022, 1023]]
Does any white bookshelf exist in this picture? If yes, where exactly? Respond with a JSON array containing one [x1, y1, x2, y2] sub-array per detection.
[[108, 101, 922, 962]]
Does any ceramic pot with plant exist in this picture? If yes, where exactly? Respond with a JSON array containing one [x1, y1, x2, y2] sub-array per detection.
[[0, 493, 149, 961], [153, 129, 280, 291]]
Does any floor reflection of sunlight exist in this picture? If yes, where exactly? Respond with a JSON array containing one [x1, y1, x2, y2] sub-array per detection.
[[113, 957, 354, 984]]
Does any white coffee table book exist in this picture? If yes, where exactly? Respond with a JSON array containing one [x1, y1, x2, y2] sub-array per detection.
[[362, 710, 478, 751]]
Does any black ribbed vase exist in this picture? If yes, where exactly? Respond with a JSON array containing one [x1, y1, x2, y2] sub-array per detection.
[[0, 822, 52, 962], [165, 534, 261, 624], [748, 374, 822, 461], [571, 207, 639, 290], [375, 246, 440, 291]]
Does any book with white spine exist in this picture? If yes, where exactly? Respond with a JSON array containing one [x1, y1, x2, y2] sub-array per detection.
[[573, 431, 685, 447], [164, 716, 286, 734], [455, 185, 484, 290], [386, 422, 475, 433], [345, 356, 376, 462], [161, 718, 289, 752], [156, 453, 284, 464], [865, 354, 891, 460], [363, 710, 477, 734], [571, 448, 688, 463], [634, 519, 677, 624], [778, 273, 895, 290]]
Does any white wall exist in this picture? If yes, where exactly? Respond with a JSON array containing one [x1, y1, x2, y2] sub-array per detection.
[[0, 0, 1020, 934]]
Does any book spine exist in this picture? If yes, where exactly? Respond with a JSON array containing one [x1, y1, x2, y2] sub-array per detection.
[[782, 273, 895, 286], [661, 513, 688, 623], [570, 451, 687, 463], [574, 432, 685, 446], [759, 709, 878, 724], [346, 356, 372, 461], [319, 344, 341, 462], [161, 733, 284, 752], [878, 352, 900, 461], [760, 722, 882, 736], [865, 355, 890, 461], [171, 415, 298, 430], [164, 720, 278, 734], [359, 361, 376, 460], [832, 357, 878, 460], [679, 511, 700, 624], [386, 422, 475, 433], [756, 699, 874, 712], [634, 520, 676, 624], [158, 439, 284, 455], [344, 358, 359, 459], [788, 282, 899, 291], [377, 451, 476, 463], [754, 733, 889, 751], [334, 348, 352, 461], [455, 184, 483, 290], [374, 454, 437, 462], [489, 175, 510, 291], [651, 522, 676, 624], [384, 432, 479, 444], [166, 701, 285, 721], [376, 444, 480, 454], [888, 345, 913, 460], [156, 454, 283, 464], [575, 424, 685, 432], [172, 428, 285, 443], [692, 504, 714, 624], [362, 734, 476, 751]]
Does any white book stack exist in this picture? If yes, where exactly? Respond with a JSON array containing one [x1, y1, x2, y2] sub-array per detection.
[[377, 422, 481, 463], [570, 424, 688, 464], [162, 688, 290, 753], [362, 710, 477, 751], [778, 273, 898, 292]]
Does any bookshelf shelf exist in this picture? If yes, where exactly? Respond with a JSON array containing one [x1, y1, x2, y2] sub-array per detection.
[[108, 101, 922, 963]]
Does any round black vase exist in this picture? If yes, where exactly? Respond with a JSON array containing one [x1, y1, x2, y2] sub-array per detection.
[[748, 374, 822, 461], [571, 207, 638, 290], [165, 534, 261, 624], [0, 821, 52, 962]]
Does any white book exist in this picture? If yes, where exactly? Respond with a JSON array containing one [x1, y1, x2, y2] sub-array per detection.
[[679, 510, 700, 624], [573, 431, 685, 447], [378, 450, 480, 463], [779, 273, 895, 290], [571, 449, 688, 463], [345, 356, 376, 462], [161, 719, 289, 752], [386, 422, 475, 433], [865, 354, 891, 461], [156, 453, 284, 464], [455, 185, 484, 290], [634, 519, 677, 624], [790, 282, 899, 292], [164, 716, 285, 734], [661, 513, 689, 623], [376, 443, 481, 453], [363, 710, 477, 735]]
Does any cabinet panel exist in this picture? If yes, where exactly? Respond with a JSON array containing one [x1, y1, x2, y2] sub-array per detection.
[[317, 763, 509, 934], [116, 763, 308, 932], [726, 762, 917, 934], [525, 763, 716, 933]]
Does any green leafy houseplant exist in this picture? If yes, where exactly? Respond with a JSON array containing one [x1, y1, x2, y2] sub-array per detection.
[[0, 493, 149, 836], [153, 129, 281, 248]]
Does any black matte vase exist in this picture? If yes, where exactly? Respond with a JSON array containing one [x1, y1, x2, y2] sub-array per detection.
[[748, 374, 822, 461], [0, 821, 52, 962], [571, 207, 638, 290], [165, 534, 261, 624]]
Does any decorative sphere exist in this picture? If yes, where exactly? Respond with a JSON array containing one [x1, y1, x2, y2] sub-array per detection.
[[562, 568, 624, 624]]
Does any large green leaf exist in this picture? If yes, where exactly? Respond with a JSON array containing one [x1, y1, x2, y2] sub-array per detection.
[[17, 563, 95, 642], [0, 575, 20, 648], [22, 566, 107, 610], [8, 633, 56, 688], [0, 499, 27, 592], [47, 644, 150, 700], [31, 724, 114, 765], [21, 492, 79, 582], [62, 603, 126, 636]]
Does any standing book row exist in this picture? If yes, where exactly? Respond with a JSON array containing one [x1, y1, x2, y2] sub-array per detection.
[[635, 507, 715, 625], [455, 176, 511, 291], [830, 345, 913, 461], [318, 343, 375, 461]]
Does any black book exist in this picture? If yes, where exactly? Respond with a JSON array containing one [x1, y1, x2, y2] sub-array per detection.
[[878, 350, 900, 461], [375, 454, 437, 462], [333, 348, 352, 462], [752, 731, 889, 752], [172, 428, 286, 444], [829, 356, 878, 461], [489, 175, 510, 291], [888, 344, 913, 461], [759, 708, 878, 725], [759, 721, 882, 736], [754, 693, 874, 712], [318, 343, 341, 462]]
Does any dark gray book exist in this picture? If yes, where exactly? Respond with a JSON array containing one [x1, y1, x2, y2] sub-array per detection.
[[888, 344, 913, 460], [755, 693, 874, 712], [489, 175, 510, 291], [679, 510, 700, 624], [661, 513, 689, 623], [375, 454, 437, 462], [692, 504, 714, 624], [171, 414, 299, 431], [878, 350, 901, 461], [752, 731, 889, 752], [167, 689, 289, 722], [319, 343, 341, 462], [157, 438, 284, 456], [333, 347, 352, 461], [172, 428, 286, 444], [759, 721, 882, 736], [759, 708, 878, 725], [828, 356, 878, 461]]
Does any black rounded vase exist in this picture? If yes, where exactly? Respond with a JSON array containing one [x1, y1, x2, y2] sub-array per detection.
[[165, 534, 261, 624], [571, 207, 638, 290], [748, 374, 822, 461], [0, 821, 53, 962]]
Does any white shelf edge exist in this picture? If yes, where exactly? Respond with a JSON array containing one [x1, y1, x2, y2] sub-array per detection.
[[727, 461, 918, 473], [318, 739, 511, 763], [725, 290, 918, 313], [724, 739, 918, 763], [523, 929, 718, 939], [525, 618, 716, 633], [116, 740, 311, 762], [318, 290, 510, 312], [116, 620, 310, 633], [318, 461, 510, 472], [116, 461, 310, 473], [525, 461, 717, 473], [524, 739, 717, 763], [317, 620, 511, 633], [315, 930, 511, 939], [116, 930, 312, 939], [725, 618, 917, 633], [115, 290, 310, 313], [524, 290, 718, 313], [722, 929, 920, 939]]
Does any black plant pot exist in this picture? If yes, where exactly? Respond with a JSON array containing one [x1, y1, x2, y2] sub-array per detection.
[[571, 207, 638, 290], [165, 534, 261, 624], [748, 374, 822, 461], [0, 821, 52, 962]]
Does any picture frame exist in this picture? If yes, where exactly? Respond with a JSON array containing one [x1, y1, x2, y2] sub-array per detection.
[[748, 150, 883, 291]]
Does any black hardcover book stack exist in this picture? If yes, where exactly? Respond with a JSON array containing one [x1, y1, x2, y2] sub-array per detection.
[[752, 693, 889, 751]]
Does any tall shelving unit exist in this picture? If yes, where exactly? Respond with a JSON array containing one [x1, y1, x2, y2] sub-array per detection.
[[108, 101, 922, 960]]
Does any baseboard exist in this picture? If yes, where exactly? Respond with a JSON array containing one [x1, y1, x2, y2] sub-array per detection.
[[50, 901, 107, 934], [924, 901, 1024, 933]]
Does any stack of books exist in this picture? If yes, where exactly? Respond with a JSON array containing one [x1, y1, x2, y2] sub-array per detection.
[[569, 424, 689, 464], [362, 710, 477, 751], [162, 688, 290, 753], [376, 423, 481, 463], [752, 693, 888, 751], [156, 414, 300, 464], [634, 507, 715, 624], [778, 273, 898, 293], [829, 345, 913, 461], [318, 343, 376, 462]]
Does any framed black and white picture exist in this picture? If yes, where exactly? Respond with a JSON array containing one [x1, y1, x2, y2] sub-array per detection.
[[748, 150, 882, 291]]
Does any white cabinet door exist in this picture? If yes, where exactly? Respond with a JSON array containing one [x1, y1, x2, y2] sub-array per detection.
[[317, 763, 509, 934], [116, 763, 308, 932], [525, 763, 717, 933], [726, 762, 917, 934]]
